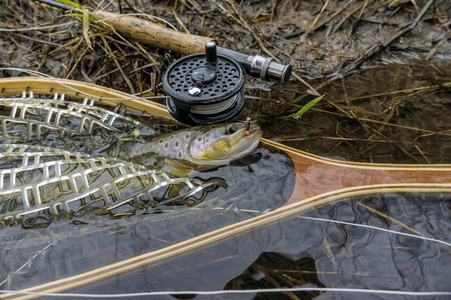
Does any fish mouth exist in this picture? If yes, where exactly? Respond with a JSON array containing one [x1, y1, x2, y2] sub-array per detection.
[[238, 133, 261, 158], [247, 125, 261, 138], [204, 132, 261, 166], [232, 124, 262, 155], [241, 122, 261, 137]]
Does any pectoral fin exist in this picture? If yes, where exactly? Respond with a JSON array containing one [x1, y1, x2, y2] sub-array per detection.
[[163, 158, 198, 176]]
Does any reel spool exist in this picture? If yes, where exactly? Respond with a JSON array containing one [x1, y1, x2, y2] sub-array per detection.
[[163, 41, 246, 125]]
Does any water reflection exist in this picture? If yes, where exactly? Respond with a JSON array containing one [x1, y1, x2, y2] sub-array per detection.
[[225, 253, 324, 300], [72, 194, 450, 299]]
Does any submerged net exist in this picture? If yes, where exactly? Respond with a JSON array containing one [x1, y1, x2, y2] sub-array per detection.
[[0, 144, 223, 226], [0, 90, 142, 151], [0, 88, 223, 227]]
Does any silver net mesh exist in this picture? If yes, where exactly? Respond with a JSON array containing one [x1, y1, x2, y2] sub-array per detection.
[[0, 144, 220, 225], [0, 90, 142, 143], [0, 89, 222, 226]]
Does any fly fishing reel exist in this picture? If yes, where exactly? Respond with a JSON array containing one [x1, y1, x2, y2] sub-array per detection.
[[163, 41, 246, 125]]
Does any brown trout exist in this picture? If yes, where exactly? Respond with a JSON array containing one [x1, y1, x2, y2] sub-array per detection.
[[0, 121, 262, 225], [115, 121, 262, 174]]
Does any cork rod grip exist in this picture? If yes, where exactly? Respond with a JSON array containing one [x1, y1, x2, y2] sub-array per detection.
[[94, 11, 214, 55]]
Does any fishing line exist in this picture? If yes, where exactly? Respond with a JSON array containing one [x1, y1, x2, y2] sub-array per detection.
[[246, 97, 255, 121], [211, 199, 451, 248], [0, 288, 449, 298], [92, 0, 113, 17], [296, 215, 451, 247], [39, 0, 179, 31], [0, 21, 77, 32], [0, 242, 54, 288], [175, 201, 451, 248], [133, 85, 162, 97], [244, 95, 263, 100], [0, 244, 53, 287], [244, 95, 257, 134]]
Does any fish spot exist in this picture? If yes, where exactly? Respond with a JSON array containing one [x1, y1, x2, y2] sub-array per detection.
[[185, 133, 190, 139], [159, 140, 163, 143], [178, 152, 182, 158], [165, 143, 169, 148], [197, 137, 202, 142], [175, 142, 179, 147]]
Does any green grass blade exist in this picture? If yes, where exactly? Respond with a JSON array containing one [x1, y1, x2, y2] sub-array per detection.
[[293, 94, 324, 119], [119, 128, 140, 141], [278, 94, 324, 119]]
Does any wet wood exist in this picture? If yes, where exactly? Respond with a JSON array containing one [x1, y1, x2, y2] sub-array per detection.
[[263, 139, 451, 207]]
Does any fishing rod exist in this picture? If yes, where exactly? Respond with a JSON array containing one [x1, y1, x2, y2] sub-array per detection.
[[35, 0, 292, 125]]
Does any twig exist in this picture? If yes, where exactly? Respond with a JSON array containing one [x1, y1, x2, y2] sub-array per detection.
[[330, 1, 371, 36], [366, 99, 397, 141], [414, 144, 431, 164], [350, 0, 370, 35], [172, 1, 190, 34], [100, 34, 135, 94], [282, 0, 353, 39], [337, 77, 422, 163], [270, 0, 279, 24], [312, 0, 329, 27], [65, 43, 90, 79], [357, 203, 425, 236], [10, 33, 62, 47], [291, 72, 320, 96], [333, 82, 451, 104]]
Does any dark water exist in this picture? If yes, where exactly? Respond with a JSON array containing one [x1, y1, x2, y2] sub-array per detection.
[[71, 194, 451, 300], [64, 194, 451, 300], [242, 59, 451, 165]]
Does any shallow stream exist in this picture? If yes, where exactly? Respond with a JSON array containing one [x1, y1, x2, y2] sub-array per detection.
[[1, 59, 450, 299]]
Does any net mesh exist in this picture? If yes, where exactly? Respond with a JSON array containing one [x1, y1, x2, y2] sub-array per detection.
[[0, 90, 142, 144], [0, 89, 221, 226], [0, 144, 218, 225]]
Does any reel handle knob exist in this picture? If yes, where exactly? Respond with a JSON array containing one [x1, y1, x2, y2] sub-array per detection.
[[205, 41, 218, 64]]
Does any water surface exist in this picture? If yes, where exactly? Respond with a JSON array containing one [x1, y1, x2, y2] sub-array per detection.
[[1, 59, 450, 298]]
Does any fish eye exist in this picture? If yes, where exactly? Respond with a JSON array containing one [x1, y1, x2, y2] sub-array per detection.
[[227, 126, 237, 134]]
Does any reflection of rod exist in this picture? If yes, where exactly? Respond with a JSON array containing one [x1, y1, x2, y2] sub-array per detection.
[[35, 0, 292, 84]]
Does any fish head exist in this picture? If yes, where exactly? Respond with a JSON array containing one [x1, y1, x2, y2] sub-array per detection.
[[188, 121, 262, 167]]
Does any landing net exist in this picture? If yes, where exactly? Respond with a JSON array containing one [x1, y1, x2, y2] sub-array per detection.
[[0, 87, 220, 226]]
